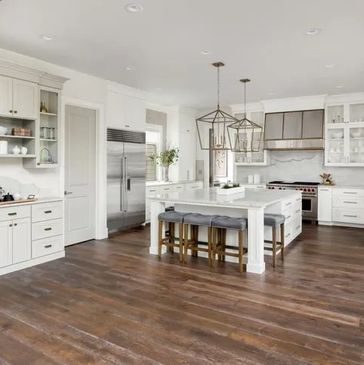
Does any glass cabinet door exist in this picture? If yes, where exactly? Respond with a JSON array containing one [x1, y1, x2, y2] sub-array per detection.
[[326, 127, 346, 164], [348, 126, 364, 164], [327, 105, 344, 124]]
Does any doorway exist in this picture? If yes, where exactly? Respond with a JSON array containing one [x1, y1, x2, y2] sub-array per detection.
[[64, 105, 96, 246]]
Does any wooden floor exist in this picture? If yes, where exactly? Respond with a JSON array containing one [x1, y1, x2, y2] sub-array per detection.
[[0, 224, 363, 364]]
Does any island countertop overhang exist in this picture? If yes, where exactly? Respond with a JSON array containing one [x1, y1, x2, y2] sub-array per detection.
[[149, 188, 302, 209]]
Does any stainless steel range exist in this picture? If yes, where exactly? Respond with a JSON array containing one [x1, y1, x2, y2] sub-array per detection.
[[267, 181, 319, 222]]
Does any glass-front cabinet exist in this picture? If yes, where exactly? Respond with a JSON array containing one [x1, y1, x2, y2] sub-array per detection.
[[325, 100, 364, 167], [233, 111, 269, 166]]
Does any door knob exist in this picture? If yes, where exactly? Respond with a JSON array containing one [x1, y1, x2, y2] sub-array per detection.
[[64, 190, 73, 195]]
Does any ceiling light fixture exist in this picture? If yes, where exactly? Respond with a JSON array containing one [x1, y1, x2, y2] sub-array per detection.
[[201, 50, 211, 55], [227, 79, 263, 153], [125, 66, 135, 71], [305, 28, 322, 36], [325, 64, 335, 69], [196, 62, 238, 151], [41, 34, 53, 41], [336, 85, 344, 89], [125, 3, 144, 13]]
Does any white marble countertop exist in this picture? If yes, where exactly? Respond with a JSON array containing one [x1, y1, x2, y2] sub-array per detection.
[[149, 188, 300, 209], [146, 180, 202, 187], [319, 185, 364, 190], [0, 197, 63, 208]]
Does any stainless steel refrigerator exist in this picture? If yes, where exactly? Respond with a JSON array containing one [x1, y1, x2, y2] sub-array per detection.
[[107, 128, 146, 233]]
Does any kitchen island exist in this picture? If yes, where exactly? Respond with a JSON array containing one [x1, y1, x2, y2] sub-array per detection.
[[149, 188, 302, 274]]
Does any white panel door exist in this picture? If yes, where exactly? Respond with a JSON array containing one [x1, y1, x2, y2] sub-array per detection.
[[12, 218, 31, 264], [0, 75, 13, 117], [65, 105, 96, 246], [0, 220, 12, 267], [12, 79, 38, 119]]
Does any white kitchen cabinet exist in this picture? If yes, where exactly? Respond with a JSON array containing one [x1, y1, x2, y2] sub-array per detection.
[[0, 217, 31, 267], [0, 77, 38, 120], [0, 75, 13, 117], [12, 79, 38, 120], [318, 187, 332, 222], [0, 220, 12, 267], [0, 200, 64, 275], [12, 218, 31, 264], [107, 91, 146, 131]]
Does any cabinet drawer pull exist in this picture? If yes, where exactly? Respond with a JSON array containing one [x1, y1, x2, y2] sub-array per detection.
[[44, 210, 53, 214], [44, 227, 52, 231], [44, 244, 52, 249], [343, 201, 357, 204], [343, 214, 357, 218], [14, 223, 17, 227], [8, 212, 17, 216], [296, 225, 301, 230], [9, 224, 12, 227], [295, 209, 301, 214], [296, 198, 301, 201], [149, 190, 157, 192], [9, 109, 13, 113], [285, 233, 291, 238], [285, 202, 292, 206], [286, 215, 292, 220]]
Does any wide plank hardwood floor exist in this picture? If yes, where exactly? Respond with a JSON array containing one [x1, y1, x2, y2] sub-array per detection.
[[0, 224, 363, 364]]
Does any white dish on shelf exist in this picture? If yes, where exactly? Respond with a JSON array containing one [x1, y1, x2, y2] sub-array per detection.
[[350, 131, 362, 138]]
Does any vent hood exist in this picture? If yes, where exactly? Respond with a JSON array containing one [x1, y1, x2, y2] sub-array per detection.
[[264, 109, 324, 150]]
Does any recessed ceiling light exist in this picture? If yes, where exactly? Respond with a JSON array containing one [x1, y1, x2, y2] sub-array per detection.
[[125, 3, 143, 13], [325, 64, 335, 69], [41, 34, 53, 41], [201, 50, 211, 55], [125, 66, 135, 71], [305, 28, 322, 36], [336, 85, 344, 89]]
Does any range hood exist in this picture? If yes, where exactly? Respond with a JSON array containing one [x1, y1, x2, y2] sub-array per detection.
[[264, 109, 324, 150]]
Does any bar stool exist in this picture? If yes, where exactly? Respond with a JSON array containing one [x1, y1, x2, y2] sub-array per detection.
[[158, 211, 186, 262], [264, 214, 285, 268], [183, 213, 216, 265], [211, 216, 248, 273]]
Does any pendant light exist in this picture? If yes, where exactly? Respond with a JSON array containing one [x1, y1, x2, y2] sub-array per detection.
[[196, 62, 238, 150], [227, 79, 263, 152]]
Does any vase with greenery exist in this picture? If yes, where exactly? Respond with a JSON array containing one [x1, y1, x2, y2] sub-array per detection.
[[149, 148, 179, 182]]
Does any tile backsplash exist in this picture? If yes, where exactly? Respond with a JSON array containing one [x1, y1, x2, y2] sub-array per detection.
[[236, 150, 364, 186]]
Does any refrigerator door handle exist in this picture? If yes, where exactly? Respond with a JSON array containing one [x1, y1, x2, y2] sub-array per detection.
[[127, 177, 131, 191], [120, 158, 124, 212], [124, 157, 129, 209]]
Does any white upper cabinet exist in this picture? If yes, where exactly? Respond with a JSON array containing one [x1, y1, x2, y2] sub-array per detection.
[[0, 76, 38, 120], [107, 91, 146, 131], [12, 79, 38, 120], [0, 75, 13, 117]]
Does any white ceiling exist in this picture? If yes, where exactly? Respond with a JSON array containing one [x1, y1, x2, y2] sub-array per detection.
[[0, 0, 363, 108]]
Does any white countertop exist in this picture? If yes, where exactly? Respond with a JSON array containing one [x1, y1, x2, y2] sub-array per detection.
[[149, 188, 300, 209], [0, 197, 63, 208], [146, 180, 202, 187], [319, 185, 364, 190]]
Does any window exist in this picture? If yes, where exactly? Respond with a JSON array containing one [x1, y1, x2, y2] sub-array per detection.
[[146, 143, 157, 181]]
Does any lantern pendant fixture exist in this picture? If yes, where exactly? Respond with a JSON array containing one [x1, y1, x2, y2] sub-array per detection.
[[196, 62, 238, 151], [227, 79, 263, 153]]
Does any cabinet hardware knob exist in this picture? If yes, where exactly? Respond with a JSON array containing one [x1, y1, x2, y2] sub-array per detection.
[[9, 110, 13, 113], [13, 110, 18, 114], [9, 224, 12, 227]]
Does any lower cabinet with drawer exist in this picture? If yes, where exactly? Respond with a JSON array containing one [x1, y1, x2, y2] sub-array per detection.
[[318, 187, 364, 227], [0, 200, 64, 276]]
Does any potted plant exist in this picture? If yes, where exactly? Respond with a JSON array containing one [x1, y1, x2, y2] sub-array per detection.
[[150, 148, 179, 182]]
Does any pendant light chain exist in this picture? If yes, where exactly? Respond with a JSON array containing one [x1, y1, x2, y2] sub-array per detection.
[[244, 81, 247, 116], [217, 65, 220, 108]]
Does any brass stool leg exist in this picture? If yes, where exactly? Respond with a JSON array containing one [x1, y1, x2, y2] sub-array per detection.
[[158, 220, 163, 259], [238, 230, 244, 273], [272, 226, 277, 268], [280, 223, 285, 261], [222, 229, 227, 262], [207, 226, 212, 266]]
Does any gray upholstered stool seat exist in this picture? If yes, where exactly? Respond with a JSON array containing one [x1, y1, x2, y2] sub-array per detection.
[[158, 211, 186, 223], [212, 216, 247, 230], [184, 213, 216, 226], [264, 214, 285, 227]]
